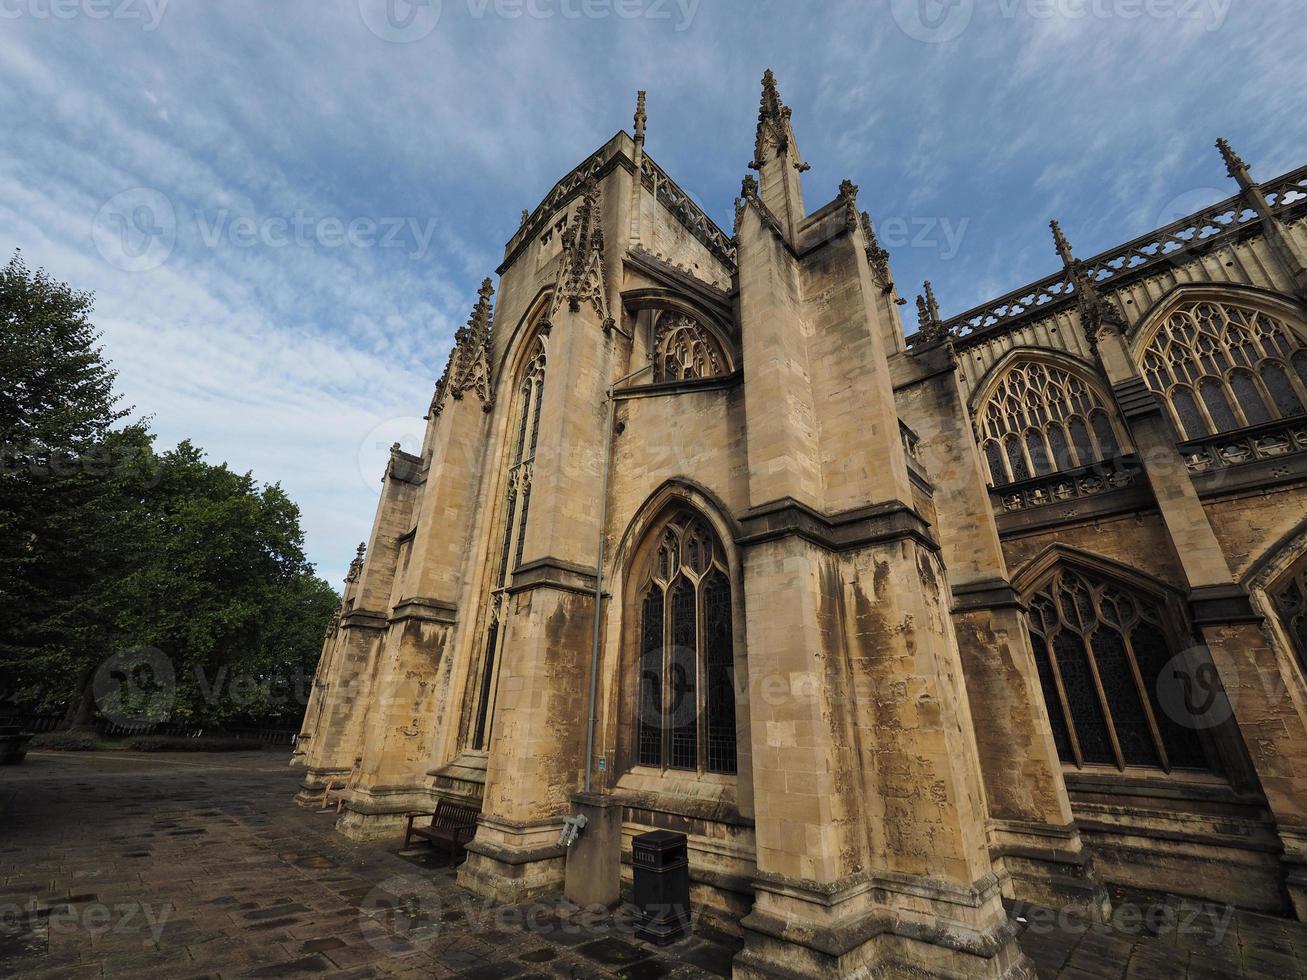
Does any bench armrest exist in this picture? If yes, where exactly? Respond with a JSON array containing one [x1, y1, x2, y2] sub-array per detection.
[[405, 811, 437, 831]]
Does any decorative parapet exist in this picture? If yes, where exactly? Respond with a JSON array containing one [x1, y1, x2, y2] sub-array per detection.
[[1179, 416, 1307, 474], [639, 153, 737, 267], [504, 139, 738, 275], [943, 162, 1307, 346], [994, 458, 1138, 512]]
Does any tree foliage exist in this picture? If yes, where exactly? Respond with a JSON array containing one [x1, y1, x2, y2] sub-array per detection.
[[0, 252, 338, 728]]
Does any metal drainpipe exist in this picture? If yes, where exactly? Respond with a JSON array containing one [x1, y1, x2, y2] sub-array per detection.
[[584, 362, 652, 794]]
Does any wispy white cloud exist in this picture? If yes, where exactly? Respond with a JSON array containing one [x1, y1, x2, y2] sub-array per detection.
[[2, 0, 1302, 579]]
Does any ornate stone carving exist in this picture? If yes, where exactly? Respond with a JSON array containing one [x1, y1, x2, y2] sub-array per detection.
[[912, 281, 949, 347], [324, 605, 341, 640], [552, 177, 615, 332], [1050, 220, 1128, 353], [650, 310, 727, 382], [633, 90, 647, 146], [838, 179, 859, 233], [345, 542, 366, 585], [861, 211, 894, 296], [429, 278, 497, 417], [750, 69, 809, 173]]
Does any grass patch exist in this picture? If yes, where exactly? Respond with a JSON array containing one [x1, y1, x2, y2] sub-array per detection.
[[30, 730, 99, 751], [126, 736, 264, 752]]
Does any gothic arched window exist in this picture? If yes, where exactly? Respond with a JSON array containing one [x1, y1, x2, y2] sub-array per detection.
[[1026, 566, 1209, 773], [1140, 299, 1307, 440], [634, 511, 737, 774], [470, 334, 547, 750], [977, 361, 1126, 486], [1271, 555, 1307, 673], [651, 311, 729, 384]]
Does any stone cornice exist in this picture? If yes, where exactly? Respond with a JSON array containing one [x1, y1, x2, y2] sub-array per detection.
[[614, 371, 742, 401], [950, 578, 1026, 613], [508, 556, 599, 596], [389, 595, 457, 626], [1112, 376, 1162, 420], [340, 608, 388, 632], [1188, 583, 1262, 626], [737, 497, 939, 554]]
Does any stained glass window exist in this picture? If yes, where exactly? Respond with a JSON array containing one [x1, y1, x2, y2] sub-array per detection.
[[651, 311, 729, 383], [1026, 566, 1211, 773], [633, 511, 737, 774], [1272, 556, 1307, 675], [1140, 300, 1307, 439], [977, 361, 1127, 486]]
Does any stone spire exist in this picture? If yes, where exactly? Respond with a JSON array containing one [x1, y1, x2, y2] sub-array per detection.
[[1050, 218, 1075, 267], [1216, 137, 1253, 189], [633, 90, 647, 146], [1050, 219, 1126, 349], [748, 69, 807, 243], [1214, 138, 1307, 299], [912, 281, 947, 346]]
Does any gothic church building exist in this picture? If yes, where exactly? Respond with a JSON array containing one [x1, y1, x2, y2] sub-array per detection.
[[295, 74, 1307, 978]]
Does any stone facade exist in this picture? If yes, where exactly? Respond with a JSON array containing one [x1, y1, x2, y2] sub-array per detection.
[[293, 74, 1307, 978]]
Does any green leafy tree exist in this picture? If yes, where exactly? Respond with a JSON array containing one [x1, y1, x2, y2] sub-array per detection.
[[0, 251, 338, 729]]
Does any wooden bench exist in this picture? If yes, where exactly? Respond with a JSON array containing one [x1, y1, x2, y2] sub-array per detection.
[[404, 799, 480, 865], [319, 758, 361, 813]]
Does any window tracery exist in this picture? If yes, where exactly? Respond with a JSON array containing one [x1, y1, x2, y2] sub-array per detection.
[[1026, 566, 1209, 773], [1271, 555, 1307, 672], [1140, 300, 1307, 440], [634, 510, 736, 775], [470, 334, 547, 751], [976, 361, 1126, 487], [651, 310, 728, 383]]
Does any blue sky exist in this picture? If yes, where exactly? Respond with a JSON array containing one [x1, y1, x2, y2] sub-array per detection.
[[2, 0, 1302, 584]]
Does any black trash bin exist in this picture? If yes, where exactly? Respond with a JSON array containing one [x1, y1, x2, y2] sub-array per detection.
[[631, 830, 690, 945]]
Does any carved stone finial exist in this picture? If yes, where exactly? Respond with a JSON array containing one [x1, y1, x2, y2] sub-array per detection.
[[1050, 219, 1075, 268], [751, 68, 807, 173], [839, 179, 859, 232], [912, 281, 948, 347], [345, 543, 366, 584], [924, 281, 941, 323], [741, 174, 758, 198], [861, 211, 894, 295], [390, 441, 402, 454], [1050, 224, 1128, 348], [634, 90, 647, 145], [520, 208, 530, 226], [1216, 137, 1251, 185]]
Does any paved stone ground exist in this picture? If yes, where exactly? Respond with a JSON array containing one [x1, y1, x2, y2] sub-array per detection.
[[3, 751, 1307, 979]]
